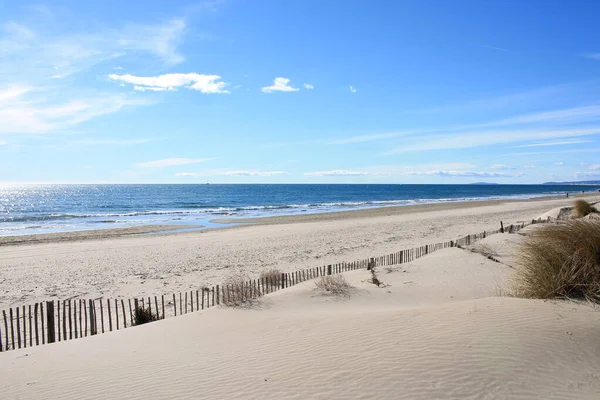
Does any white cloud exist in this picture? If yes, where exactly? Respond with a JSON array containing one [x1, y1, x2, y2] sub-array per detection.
[[304, 170, 375, 177], [261, 77, 299, 93], [0, 140, 6, 145], [589, 164, 600, 170], [491, 164, 516, 170], [176, 170, 287, 177], [408, 170, 524, 178], [523, 165, 536, 169], [136, 158, 215, 168], [554, 161, 565, 166], [515, 139, 593, 147], [303, 83, 314, 90], [349, 85, 357, 93], [109, 73, 230, 94]]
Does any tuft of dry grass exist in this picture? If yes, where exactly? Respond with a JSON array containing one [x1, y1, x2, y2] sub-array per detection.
[[259, 268, 283, 286], [314, 275, 353, 295], [223, 272, 255, 306], [573, 200, 598, 218], [133, 306, 158, 325], [514, 219, 600, 303]]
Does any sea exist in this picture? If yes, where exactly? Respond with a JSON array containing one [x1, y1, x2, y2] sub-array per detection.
[[0, 184, 598, 236]]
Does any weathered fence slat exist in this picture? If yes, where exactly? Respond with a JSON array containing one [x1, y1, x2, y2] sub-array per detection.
[[2, 310, 8, 351], [106, 299, 112, 332], [121, 300, 127, 328], [34, 303, 39, 345]]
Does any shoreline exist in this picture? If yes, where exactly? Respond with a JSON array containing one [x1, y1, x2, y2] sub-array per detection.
[[2, 192, 596, 247], [0, 193, 598, 309], [211, 192, 599, 225], [0, 224, 197, 246]]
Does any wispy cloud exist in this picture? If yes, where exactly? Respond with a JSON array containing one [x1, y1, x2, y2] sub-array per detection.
[[176, 170, 287, 177], [411, 80, 599, 114], [116, 18, 187, 65], [523, 165, 536, 169], [589, 164, 600, 170], [335, 104, 600, 145], [491, 164, 516, 170], [0, 88, 149, 134], [515, 138, 593, 147], [0, 13, 189, 135], [408, 170, 524, 178], [584, 53, 600, 60], [303, 83, 314, 90], [554, 161, 565, 166], [502, 148, 600, 157], [220, 170, 287, 176], [109, 73, 230, 94], [304, 170, 375, 177], [69, 138, 151, 146], [261, 77, 299, 93], [0, 140, 6, 146], [384, 127, 600, 155], [349, 85, 357, 93], [481, 44, 509, 52], [136, 158, 215, 168]]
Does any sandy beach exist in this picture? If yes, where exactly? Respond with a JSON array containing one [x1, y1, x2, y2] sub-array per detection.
[[1, 195, 599, 399], [0, 194, 598, 309]]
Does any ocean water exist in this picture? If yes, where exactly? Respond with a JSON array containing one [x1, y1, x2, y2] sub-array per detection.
[[0, 184, 597, 236]]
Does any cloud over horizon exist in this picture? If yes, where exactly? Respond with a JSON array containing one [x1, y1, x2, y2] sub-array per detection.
[[136, 158, 215, 168]]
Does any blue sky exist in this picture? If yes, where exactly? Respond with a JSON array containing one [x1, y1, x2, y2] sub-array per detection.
[[1, 0, 600, 184]]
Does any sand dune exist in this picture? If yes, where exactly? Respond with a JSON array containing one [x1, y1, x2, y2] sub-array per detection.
[[2, 246, 599, 399]]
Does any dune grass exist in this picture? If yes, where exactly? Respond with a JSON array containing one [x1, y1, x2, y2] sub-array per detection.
[[223, 272, 253, 305], [259, 268, 283, 286], [315, 275, 353, 295], [573, 200, 598, 218], [514, 219, 600, 303], [133, 306, 159, 325]]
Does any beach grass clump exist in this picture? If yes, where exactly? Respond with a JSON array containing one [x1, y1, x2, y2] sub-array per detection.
[[133, 306, 158, 325], [573, 200, 598, 219], [514, 219, 600, 303], [259, 268, 283, 286], [223, 272, 254, 305], [315, 275, 353, 295]]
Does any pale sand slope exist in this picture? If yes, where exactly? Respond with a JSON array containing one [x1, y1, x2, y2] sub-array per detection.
[[1, 195, 599, 309], [1, 248, 599, 399]]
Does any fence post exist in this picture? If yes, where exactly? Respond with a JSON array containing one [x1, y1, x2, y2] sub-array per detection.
[[500, 221, 504, 233], [327, 265, 332, 275], [46, 301, 55, 344]]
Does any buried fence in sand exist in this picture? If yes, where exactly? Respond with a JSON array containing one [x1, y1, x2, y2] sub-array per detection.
[[0, 218, 551, 352]]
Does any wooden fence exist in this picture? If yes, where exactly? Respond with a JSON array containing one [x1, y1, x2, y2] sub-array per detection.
[[0, 218, 549, 353]]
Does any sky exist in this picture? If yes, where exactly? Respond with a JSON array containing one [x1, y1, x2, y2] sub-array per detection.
[[1, 0, 600, 184]]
